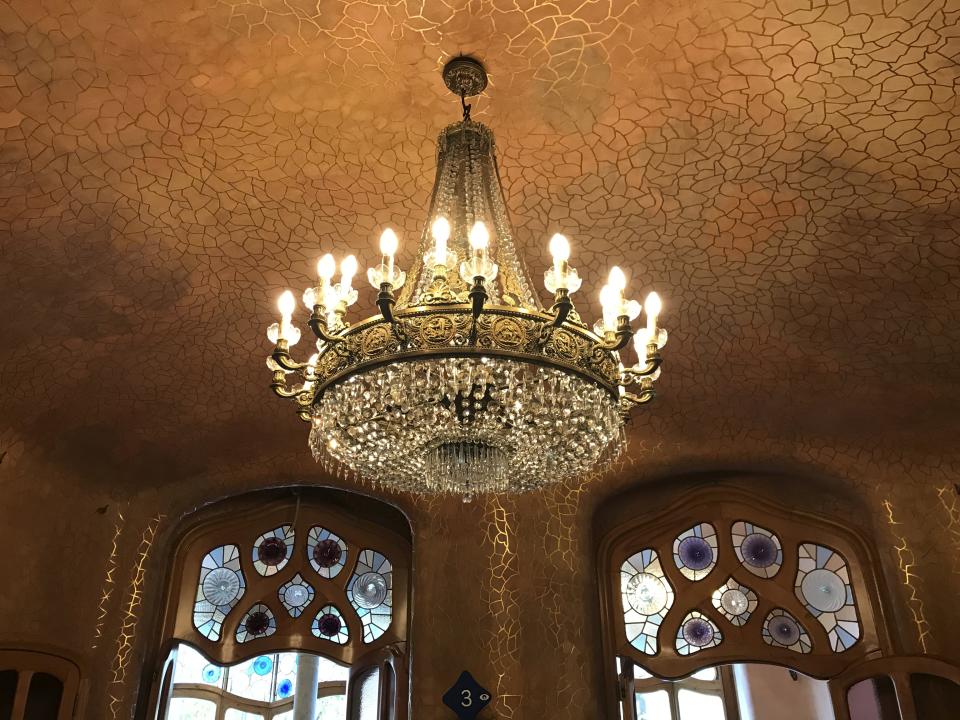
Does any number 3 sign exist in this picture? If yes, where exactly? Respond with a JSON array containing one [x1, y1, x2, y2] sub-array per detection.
[[442, 671, 493, 719]]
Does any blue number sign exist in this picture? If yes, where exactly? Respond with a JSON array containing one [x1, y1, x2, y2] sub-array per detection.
[[442, 670, 492, 719]]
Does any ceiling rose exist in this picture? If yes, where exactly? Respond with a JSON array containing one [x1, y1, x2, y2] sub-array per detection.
[[266, 56, 667, 497]]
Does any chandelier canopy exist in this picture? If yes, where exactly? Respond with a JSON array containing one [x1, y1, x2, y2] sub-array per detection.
[[267, 57, 667, 497]]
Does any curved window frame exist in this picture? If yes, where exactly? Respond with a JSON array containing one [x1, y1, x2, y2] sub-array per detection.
[[146, 490, 410, 720], [597, 485, 897, 718]]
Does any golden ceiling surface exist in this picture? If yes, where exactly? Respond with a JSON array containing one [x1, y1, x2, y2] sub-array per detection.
[[1, 0, 959, 487]]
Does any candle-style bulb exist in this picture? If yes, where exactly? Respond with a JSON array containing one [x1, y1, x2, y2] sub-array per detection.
[[317, 253, 336, 282], [278, 290, 296, 317], [469, 221, 489, 251], [549, 233, 570, 262], [645, 291, 662, 318], [432, 216, 451, 244], [645, 291, 662, 333], [608, 266, 626, 291], [379, 228, 398, 256], [340, 254, 358, 287]]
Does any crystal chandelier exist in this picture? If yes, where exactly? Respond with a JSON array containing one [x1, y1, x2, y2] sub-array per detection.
[[267, 57, 667, 496]]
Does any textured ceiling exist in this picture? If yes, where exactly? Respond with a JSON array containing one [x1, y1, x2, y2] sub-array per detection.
[[1, 0, 959, 491]]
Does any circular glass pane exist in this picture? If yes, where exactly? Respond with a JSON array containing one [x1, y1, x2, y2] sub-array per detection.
[[770, 615, 800, 645], [720, 588, 749, 615], [317, 613, 342, 637], [257, 537, 287, 566], [313, 539, 343, 568], [682, 617, 715, 647], [353, 571, 388, 609], [678, 536, 714, 570], [741, 533, 777, 568], [202, 567, 241, 606], [245, 612, 270, 636], [801, 568, 846, 612], [626, 572, 668, 615], [284, 583, 309, 608]]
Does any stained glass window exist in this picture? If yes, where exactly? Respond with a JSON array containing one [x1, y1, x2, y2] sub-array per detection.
[[226, 655, 275, 700], [673, 522, 718, 581], [620, 548, 675, 655], [278, 572, 315, 618], [762, 608, 812, 654], [795, 542, 861, 651], [311, 604, 350, 645], [711, 577, 757, 626], [307, 526, 347, 579], [676, 610, 722, 655], [235, 603, 278, 644], [252, 525, 295, 577], [347, 549, 393, 643], [193, 544, 246, 641], [731, 521, 782, 578]]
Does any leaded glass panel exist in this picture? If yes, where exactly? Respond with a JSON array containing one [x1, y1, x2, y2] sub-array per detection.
[[620, 548, 674, 655], [347, 549, 393, 643], [795, 542, 860, 651], [193, 544, 245, 641]]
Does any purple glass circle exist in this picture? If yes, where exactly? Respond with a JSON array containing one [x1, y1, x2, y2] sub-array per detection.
[[682, 617, 715, 647], [741, 533, 777, 568], [317, 613, 341, 637], [678, 536, 714, 571], [313, 539, 342, 568], [770, 615, 800, 645], [245, 611, 270, 636], [258, 537, 287, 566]]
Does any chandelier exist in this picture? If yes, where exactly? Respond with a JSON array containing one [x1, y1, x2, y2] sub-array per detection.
[[267, 57, 667, 496]]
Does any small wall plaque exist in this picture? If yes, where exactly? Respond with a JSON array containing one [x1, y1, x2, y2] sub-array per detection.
[[442, 670, 492, 719]]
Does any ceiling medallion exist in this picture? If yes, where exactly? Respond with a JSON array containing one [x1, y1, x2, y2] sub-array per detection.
[[266, 56, 667, 497]]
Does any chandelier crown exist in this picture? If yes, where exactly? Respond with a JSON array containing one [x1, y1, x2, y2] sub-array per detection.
[[266, 56, 668, 497]]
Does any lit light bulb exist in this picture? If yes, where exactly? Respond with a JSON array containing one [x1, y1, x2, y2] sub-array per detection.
[[379, 228, 398, 283], [274, 289, 299, 345], [599, 284, 619, 332], [645, 291, 661, 333], [340, 254, 358, 291], [431, 216, 450, 266], [278, 290, 296, 318], [608, 266, 626, 291], [549, 233, 570, 262], [317, 253, 336, 283], [379, 228, 398, 256], [469, 221, 489, 251]]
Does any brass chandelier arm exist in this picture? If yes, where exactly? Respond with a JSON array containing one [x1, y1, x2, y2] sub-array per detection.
[[271, 342, 311, 372], [596, 315, 635, 351], [376, 284, 409, 343], [621, 388, 656, 408], [621, 355, 663, 385], [307, 308, 345, 345], [550, 289, 573, 327]]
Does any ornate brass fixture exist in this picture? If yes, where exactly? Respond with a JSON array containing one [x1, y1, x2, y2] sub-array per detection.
[[267, 57, 667, 496]]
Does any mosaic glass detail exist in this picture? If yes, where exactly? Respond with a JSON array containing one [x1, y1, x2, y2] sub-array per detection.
[[732, 521, 783, 578], [620, 548, 675, 655], [673, 523, 718, 581], [278, 572, 315, 618], [676, 610, 722, 655], [795, 543, 861, 651], [312, 604, 350, 645], [193, 544, 245, 641], [307, 526, 347, 579], [711, 577, 758, 626], [252, 525, 294, 576], [762, 608, 812, 654], [347, 549, 393, 642], [236, 603, 278, 644]]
